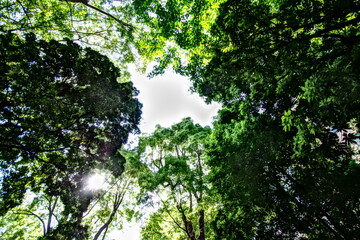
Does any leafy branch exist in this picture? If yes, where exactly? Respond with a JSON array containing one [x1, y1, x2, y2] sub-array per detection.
[[61, 0, 135, 30], [13, 209, 46, 234]]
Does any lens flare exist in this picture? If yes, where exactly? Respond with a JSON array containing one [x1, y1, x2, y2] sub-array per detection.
[[85, 173, 106, 191]]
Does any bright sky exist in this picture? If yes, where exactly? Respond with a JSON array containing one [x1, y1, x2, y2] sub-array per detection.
[[116, 67, 221, 239], [126, 65, 221, 146], [132, 66, 221, 133]]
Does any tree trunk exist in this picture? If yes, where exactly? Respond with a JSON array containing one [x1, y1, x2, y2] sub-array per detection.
[[93, 217, 113, 240], [181, 213, 197, 240], [198, 209, 205, 240], [46, 196, 59, 234]]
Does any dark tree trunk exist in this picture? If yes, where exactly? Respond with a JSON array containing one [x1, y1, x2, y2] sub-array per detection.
[[182, 213, 197, 240], [198, 209, 205, 240]]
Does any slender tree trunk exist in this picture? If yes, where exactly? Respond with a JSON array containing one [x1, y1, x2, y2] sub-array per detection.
[[198, 209, 205, 240], [46, 196, 59, 234], [101, 225, 109, 240], [93, 182, 128, 240], [93, 218, 112, 240]]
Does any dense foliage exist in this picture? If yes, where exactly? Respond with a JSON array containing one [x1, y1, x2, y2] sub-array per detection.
[[1, 0, 359, 239], [186, 0, 360, 239], [135, 118, 213, 240], [0, 0, 162, 73], [0, 33, 141, 238], [133, 0, 360, 238]]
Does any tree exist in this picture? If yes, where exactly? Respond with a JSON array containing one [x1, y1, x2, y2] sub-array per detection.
[[0, 191, 63, 239], [180, 0, 360, 239], [0, 33, 141, 238], [134, 118, 215, 240], [0, 1, 133, 48], [131, 0, 360, 238]]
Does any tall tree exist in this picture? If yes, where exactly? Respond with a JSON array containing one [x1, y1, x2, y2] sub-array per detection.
[[135, 118, 214, 240], [0, 33, 141, 238], [184, 0, 360, 239], [0, 191, 63, 239], [83, 155, 141, 240]]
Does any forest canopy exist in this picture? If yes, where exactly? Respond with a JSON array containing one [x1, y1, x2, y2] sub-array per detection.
[[1, 0, 359, 239]]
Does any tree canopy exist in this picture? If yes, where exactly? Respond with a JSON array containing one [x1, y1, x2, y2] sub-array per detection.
[[133, 0, 360, 238], [134, 118, 215, 240], [182, 0, 360, 239], [1, 0, 359, 239], [0, 0, 166, 74], [0, 33, 141, 238]]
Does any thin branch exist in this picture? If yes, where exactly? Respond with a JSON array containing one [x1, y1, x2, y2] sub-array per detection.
[[61, 0, 135, 30], [251, 16, 360, 60], [53, 213, 60, 224], [83, 177, 124, 218], [47, 196, 59, 233], [189, 191, 193, 211], [101, 225, 109, 240], [0, 143, 69, 153], [92, 178, 129, 240], [83, 2, 135, 30], [175, 145, 181, 159], [156, 193, 186, 232], [13, 210, 46, 235], [0, 3, 16, 10], [15, 0, 32, 28]]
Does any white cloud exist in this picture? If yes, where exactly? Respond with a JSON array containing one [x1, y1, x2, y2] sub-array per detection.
[[130, 66, 221, 134]]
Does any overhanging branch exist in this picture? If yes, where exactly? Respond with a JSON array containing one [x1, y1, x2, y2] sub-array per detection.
[[61, 0, 135, 30], [13, 210, 46, 234]]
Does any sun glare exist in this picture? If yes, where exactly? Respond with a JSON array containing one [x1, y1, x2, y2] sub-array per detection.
[[85, 173, 106, 191]]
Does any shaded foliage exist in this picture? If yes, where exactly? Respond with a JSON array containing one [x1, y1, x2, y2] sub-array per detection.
[[1, 0, 360, 239], [189, 0, 360, 239], [0, 33, 141, 238]]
